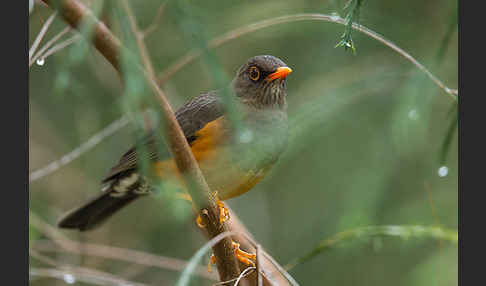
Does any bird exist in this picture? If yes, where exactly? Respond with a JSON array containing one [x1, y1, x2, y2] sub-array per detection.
[[57, 55, 292, 266]]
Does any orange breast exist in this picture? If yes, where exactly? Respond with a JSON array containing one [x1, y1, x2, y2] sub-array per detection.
[[190, 116, 228, 162], [153, 116, 275, 200]]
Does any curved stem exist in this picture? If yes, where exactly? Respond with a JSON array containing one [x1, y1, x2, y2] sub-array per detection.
[[157, 13, 457, 100]]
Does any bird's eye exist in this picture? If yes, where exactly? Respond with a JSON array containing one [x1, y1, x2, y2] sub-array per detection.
[[249, 66, 260, 81]]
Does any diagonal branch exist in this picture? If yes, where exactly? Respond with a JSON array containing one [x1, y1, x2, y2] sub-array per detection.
[[119, 0, 241, 282], [40, 0, 122, 70], [41, 0, 241, 282], [29, 115, 129, 182]]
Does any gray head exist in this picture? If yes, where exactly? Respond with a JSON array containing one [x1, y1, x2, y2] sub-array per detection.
[[232, 55, 292, 109]]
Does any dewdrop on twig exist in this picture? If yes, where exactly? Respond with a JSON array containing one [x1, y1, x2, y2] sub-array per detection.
[[36, 58, 45, 66]]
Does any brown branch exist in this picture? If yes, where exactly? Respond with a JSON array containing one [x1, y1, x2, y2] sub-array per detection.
[[41, 0, 241, 282], [225, 209, 294, 286], [119, 0, 241, 282], [41, 0, 122, 71], [141, 1, 167, 38]]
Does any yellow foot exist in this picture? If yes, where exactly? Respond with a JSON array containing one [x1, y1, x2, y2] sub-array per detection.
[[207, 241, 256, 272], [208, 254, 217, 272], [196, 191, 229, 228], [216, 197, 230, 225], [232, 241, 256, 267], [196, 213, 206, 228]]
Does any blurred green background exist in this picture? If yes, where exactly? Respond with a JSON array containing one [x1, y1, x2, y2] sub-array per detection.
[[29, 0, 458, 285]]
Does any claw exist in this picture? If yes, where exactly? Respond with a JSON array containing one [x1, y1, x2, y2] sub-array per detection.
[[217, 199, 230, 224], [196, 192, 229, 228], [196, 214, 205, 228], [213, 191, 230, 225], [207, 241, 256, 273], [208, 254, 217, 272], [233, 241, 256, 267]]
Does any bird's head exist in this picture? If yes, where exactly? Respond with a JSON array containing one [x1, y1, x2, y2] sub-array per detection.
[[232, 55, 292, 109]]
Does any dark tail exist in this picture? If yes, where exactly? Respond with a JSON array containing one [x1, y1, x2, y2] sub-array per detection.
[[57, 190, 139, 231]]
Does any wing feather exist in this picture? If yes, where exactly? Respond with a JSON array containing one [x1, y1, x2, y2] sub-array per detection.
[[102, 91, 224, 182]]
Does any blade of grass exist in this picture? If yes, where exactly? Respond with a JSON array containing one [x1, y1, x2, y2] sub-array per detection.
[[285, 225, 458, 270], [30, 26, 72, 67], [29, 12, 57, 61]]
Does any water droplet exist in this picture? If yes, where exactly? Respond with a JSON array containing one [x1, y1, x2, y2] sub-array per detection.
[[438, 166, 448, 177], [330, 12, 340, 21], [36, 58, 45, 66], [408, 109, 419, 120], [239, 129, 253, 144], [63, 273, 76, 284]]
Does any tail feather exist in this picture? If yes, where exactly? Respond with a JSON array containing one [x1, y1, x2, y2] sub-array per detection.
[[57, 190, 139, 231]]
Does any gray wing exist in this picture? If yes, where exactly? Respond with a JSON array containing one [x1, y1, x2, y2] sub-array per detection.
[[102, 91, 224, 182]]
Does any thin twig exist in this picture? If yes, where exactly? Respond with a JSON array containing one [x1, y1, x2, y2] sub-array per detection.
[[260, 250, 300, 286], [29, 12, 57, 61], [233, 267, 257, 286], [33, 239, 217, 281], [157, 13, 457, 100], [29, 115, 129, 183], [30, 210, 216, 280], [284, 225, 458, 271], [40, 34, 82, 60], [30, 249, 60, 267], [141, 1, 167, 38], [30, 26, 72, 67], [212, 267, 255, 286], [256, 245, 262, 286], [176, 231, 240, 286], [29, 211, 73, 251], [41, 0, 122, 70], [30, 267, 149, 286]]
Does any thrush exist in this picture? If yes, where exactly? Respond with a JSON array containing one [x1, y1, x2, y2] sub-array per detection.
[[58, 55, 292, 266]]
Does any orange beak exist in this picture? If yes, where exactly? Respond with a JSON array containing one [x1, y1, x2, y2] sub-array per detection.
[[266, 66, 292, 81]]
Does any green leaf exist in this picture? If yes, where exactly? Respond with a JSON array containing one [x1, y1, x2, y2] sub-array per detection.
[[335, 0, 364, 54]]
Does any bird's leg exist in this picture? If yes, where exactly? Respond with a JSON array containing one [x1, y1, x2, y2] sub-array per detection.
[[215, 194, 230, 224], [208, 241, 256, 272], [232, 241, 256, 266], [207, 254, 217, 272], [196, 191, 229, 227], [194, 192, 254, 271]]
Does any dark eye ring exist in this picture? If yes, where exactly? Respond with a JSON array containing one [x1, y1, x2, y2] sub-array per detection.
[[249, 66, 260, 81]]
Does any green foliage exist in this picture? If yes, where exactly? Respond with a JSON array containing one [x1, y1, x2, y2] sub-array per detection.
[[286, 225, 458, 270], [335, 0, 364, 54], [29, 0, 458, 285]]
